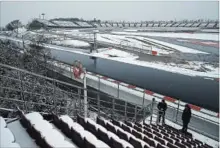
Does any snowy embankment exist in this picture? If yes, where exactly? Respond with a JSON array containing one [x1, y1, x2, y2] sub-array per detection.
[[96, 34, 173, 55], [92, 48, 138, 60], [133, 36, 208, 54], [51, 39, 90, 48], [112, 31, 219, 41]]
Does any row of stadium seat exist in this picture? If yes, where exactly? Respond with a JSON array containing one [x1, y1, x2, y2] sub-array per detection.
[[0, 116, 21, 148], [76, 114, 134, 148], [12, 111, 214, 148], [19, 112, 77, 148], [51, 114, 110, 148]]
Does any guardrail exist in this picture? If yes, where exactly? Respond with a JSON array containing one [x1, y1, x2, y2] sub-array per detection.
[[0, 62, 151, 123]]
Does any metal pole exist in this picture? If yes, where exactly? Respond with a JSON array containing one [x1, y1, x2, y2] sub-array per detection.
[[52, 79, 57, 114], [142, 92, 145, 124], [134, 105, 137, 122], [150, 98, 155, 124], [98, 76, 100, 117], [124, 101, 127, 121], [175, 99, 180, 123], [84, 69, 88, 118], [78, 88, 81, 115], [117, 82, 119, 98], [18, 71, 27, 112], [70, 65, 72, 79]]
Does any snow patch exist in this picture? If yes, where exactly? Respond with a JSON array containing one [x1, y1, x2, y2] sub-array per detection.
[[51, 39, 90, 47]]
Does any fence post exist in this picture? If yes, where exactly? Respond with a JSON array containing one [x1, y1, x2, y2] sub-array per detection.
[[52, 79, 57, 114], [117, 82, 119, 98], [142, 92, 145, 124], [18, 71, 27, 112], [70, 65, 72, 79], [150, 98, 155, 124], [134, 105, 137, 122], [175, 99, 180, 123], [124, 101, 127, 121], [97, 93, 100, 117], [78, 88, 81, 115], [112, 97, 115, 119]]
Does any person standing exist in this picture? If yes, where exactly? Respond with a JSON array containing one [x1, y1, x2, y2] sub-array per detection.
[[157, 99, 167, 124], [182, 104, 192, 133]]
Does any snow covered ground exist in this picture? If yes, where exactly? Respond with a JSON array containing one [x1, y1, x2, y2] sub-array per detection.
[[132, 36, 208, 54], [112, 31, 219, 41], [51, 39, 90, 47], [96, 34, 173, 55], [92, 48, 138, 60]]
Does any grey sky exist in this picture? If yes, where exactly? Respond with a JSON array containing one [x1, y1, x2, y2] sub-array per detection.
[[0, 1, 219, 26]]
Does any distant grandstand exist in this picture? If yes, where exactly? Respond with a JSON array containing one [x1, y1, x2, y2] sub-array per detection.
[[27, 18, 219, 30]]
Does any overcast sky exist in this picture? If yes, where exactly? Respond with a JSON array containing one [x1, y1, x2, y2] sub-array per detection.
[[0, 1, 219, 26]]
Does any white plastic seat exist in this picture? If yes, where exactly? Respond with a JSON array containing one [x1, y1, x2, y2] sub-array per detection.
[[0, 128, 15, 147], [7, 142, 21, 148], [0, 116, 6, 128]]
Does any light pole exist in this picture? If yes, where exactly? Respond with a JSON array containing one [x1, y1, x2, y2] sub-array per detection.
[[93, 30, 99, 53], [41, 13, 45, 19]]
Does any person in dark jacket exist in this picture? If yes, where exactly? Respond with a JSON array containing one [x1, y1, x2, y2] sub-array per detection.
[[157, 99, 167, 124], [181, 104, 191, 133]]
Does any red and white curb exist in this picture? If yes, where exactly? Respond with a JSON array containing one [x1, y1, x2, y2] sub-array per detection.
[[86, 71, 219, 119]]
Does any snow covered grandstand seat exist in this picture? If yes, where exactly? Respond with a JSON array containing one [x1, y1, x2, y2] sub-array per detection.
[[134, 125, 143, 132], [143, 136, 156, 147], [129, 136, 148, 148], [117, 128, 130, 141], [106, 122, 117, 134], [143, 130, 153, 138], [71, 128, 84, 146], [175, 141, 186, 148], [170, 135, 180, 142], [144, 125, 152, 132], [156, 143, 166, 148], [135, 122, 143, 128], [163, 136, 174, 144], [161, 131, 169, 137], [84, 137, 96, 148], [153, 130, 162, 138], [77, 114, 86, 128], [122, 123, 132, 133], [97, 117, 106, 127], [97, 128, 110, 145], [132, 129, 142, 139], [112, 118, 121, 127], [86, 119, 98, 136], [154, 136, 166, 145], [125, 120, 133, 127], [167, 142, 178, 148], [111, 138, 124, 148]]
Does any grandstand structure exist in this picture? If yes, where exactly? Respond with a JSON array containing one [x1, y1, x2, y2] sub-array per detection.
[[27, 19, 219, 30], [0, 60, 219, 147]]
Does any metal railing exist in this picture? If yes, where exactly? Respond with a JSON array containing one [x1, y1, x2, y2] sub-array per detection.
[[0, 63, 152, 123]]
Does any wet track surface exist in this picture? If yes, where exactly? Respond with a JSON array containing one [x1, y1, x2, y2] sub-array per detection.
[[143, 36, 219, 55], [50, 48, 219, 112]]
